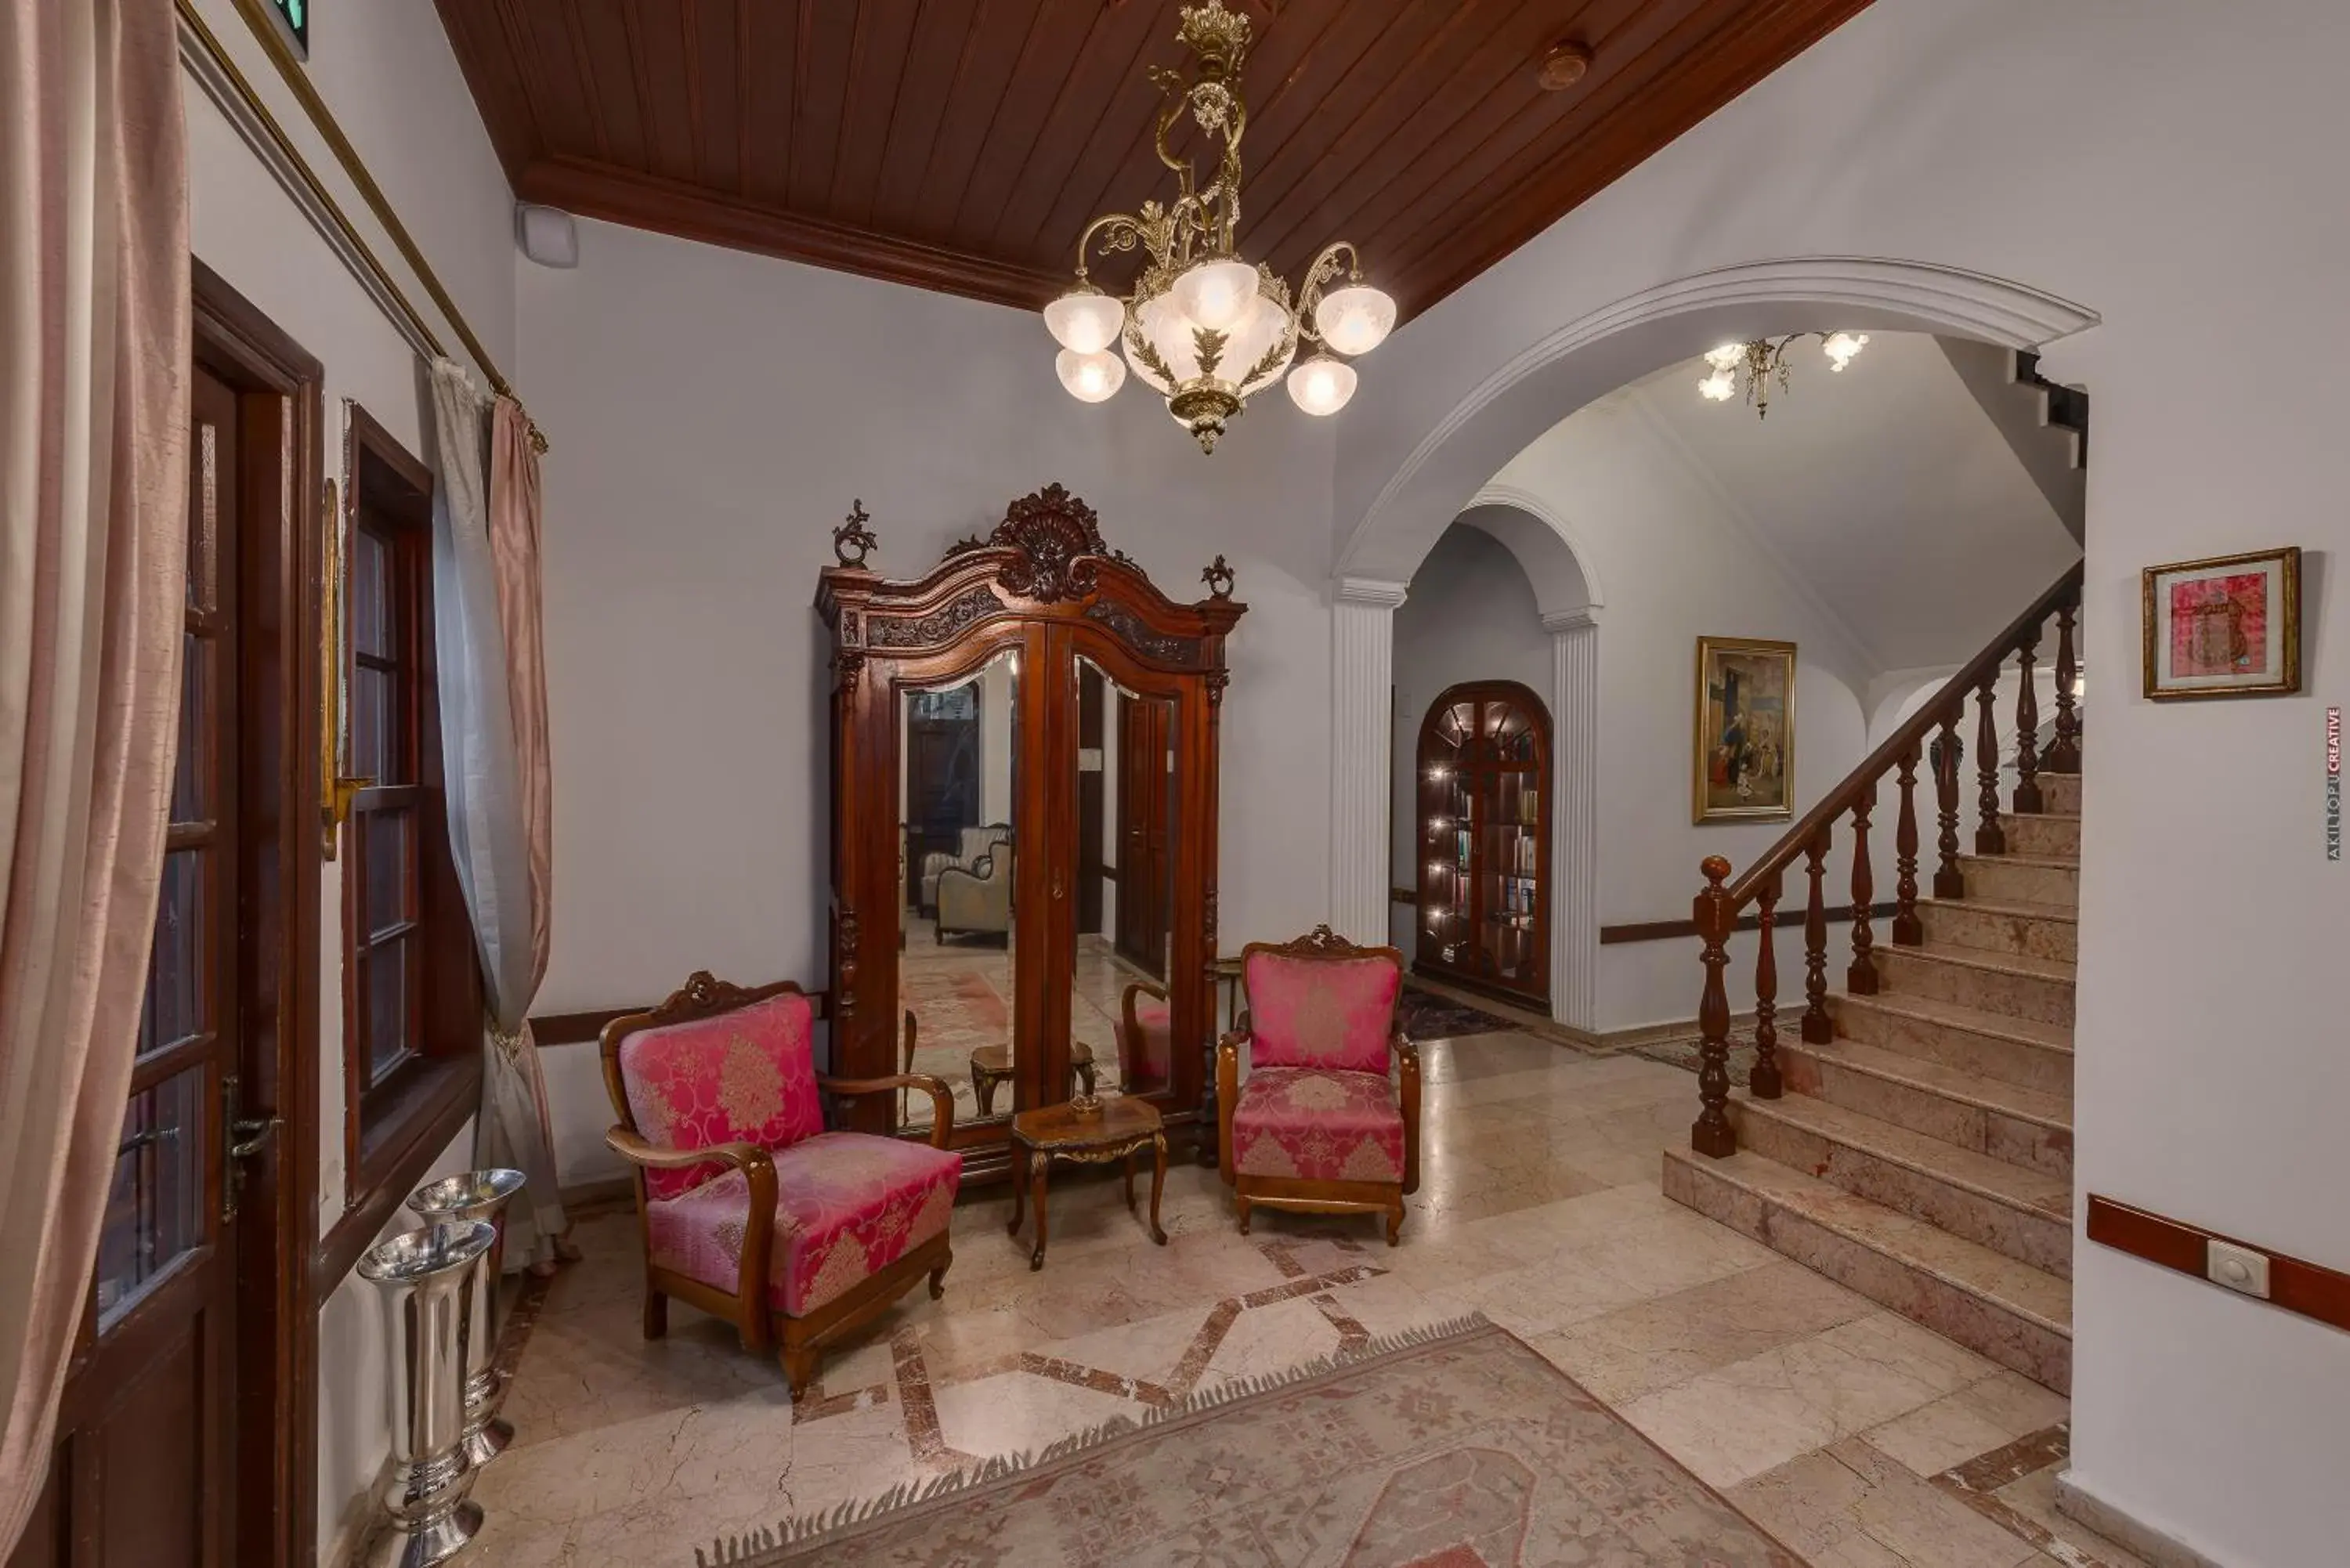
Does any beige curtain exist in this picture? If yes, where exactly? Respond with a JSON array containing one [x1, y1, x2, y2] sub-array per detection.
[[477, 396, 569, 1268], [0, 0, 189, 1552]]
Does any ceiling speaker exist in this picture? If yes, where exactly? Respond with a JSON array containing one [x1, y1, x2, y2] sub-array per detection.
[[515, 204, 578, 269]]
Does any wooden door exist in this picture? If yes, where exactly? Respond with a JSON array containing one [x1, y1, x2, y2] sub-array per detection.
[[13, 369, 247, 1567], [1114, 694, 1170, 979]]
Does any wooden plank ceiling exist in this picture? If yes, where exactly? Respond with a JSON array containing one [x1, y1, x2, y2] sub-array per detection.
[[438, 0, 1873, 316]]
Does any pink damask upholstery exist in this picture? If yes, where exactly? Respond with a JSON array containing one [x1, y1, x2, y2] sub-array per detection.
[[1242, 951, 1401, 1073], [617, 991, 825, 1198], [1231, 1067, 1405, 1183], [645, 1133, 962, 1316], [1119, 990, 1172, 1090]]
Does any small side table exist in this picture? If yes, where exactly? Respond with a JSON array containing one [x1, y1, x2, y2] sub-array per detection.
[[970, 1041, 1096, 1118], [1007, 1098, 1168, 1270]]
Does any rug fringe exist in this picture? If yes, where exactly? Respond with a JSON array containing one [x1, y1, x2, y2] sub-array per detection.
[[699, 1311, 1492, 1564]]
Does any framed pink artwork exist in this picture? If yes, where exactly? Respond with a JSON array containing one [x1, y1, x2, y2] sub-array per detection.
[[2141, 547, 2301, 700]]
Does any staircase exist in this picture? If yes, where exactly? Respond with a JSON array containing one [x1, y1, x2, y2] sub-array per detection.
[[1664, 564, 2083, 1393]]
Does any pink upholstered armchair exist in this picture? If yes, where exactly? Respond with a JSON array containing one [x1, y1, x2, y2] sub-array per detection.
[[599, 971, 961, 1394], [1215, 927, 1422, 1245]]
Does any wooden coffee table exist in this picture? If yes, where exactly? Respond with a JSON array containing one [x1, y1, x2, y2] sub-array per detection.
[[970, 1041, 1096, 1118], [1007, 1097, 1168, 1270]]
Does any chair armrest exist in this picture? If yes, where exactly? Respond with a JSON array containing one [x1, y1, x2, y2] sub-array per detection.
[[820, 1074, 956, 1149], [1215, 1028, 1246, 1183], [1390, 1031, 1423, 1197], [604, 1127, 777, 1337]]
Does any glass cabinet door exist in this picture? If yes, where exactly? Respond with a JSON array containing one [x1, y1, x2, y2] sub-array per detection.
[[1068, 653, 1180, 1104]]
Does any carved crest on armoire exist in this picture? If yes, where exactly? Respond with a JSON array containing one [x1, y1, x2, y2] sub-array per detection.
[[816, 486, 1246, 1178]]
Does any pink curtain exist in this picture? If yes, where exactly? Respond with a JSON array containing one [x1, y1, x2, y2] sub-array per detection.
[[483, 396, 570, 1266], [0, 0, 189, 1552]]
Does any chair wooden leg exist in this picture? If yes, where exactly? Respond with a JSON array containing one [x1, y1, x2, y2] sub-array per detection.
[[1235, 1197, 1252, 1235], [780, 1340, 819, 1399], [1385, 1202, 1405, 1248], [928, 1251, 951, 1301], [641, 1288, 667, 1340]]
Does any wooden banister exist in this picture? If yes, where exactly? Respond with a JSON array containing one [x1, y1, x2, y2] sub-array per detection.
[[1688, 561, 2083, 1157]]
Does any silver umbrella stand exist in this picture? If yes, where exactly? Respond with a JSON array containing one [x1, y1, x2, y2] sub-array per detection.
[[407, 1168, 527, 1466], [358, 1221, 497, 1568]]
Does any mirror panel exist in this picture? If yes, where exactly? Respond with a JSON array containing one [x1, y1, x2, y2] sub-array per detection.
[[1070, 654, 1179, 1104], [898, 647, 1020, 1132]]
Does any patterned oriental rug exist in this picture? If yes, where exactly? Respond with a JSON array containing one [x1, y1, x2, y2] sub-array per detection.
[[1394, 983, 1518, 1042], [699, 1317, 1802, 1567]]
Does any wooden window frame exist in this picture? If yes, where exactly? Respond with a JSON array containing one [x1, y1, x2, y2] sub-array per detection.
[[318, 403, 482, 1285]]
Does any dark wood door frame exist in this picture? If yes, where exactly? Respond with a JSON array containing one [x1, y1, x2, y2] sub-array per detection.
[[191, 258, 325, 1568]]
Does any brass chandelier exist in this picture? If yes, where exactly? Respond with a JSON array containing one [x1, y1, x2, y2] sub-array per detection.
[[1041, 0, 1397, 453], [1697, 331, 1870, 418]]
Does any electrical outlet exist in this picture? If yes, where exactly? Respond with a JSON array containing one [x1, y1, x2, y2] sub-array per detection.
[[2206, 1239, 2271, 1299]]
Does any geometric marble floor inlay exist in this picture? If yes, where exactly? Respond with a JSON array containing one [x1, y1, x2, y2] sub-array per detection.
[[465, 1033, 2153, 1568]]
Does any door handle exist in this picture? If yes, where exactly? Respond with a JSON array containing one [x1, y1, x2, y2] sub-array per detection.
[[220, 1073, 281, 1219]]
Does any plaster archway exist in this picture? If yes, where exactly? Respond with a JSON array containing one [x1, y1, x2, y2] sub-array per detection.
[[1323, 256, 2099, 1000], [1336, 257, 2099, 583]]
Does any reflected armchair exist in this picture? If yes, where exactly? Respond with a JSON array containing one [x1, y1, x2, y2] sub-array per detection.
[[1117, 978, 1172, 1095], [936, 836, 1012, 943], [920, 823, 1010, 914], [600, 971, 960, 1395], [1215, 927, 1421, 1245]]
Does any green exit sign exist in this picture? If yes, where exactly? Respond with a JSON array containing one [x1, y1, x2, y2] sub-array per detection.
[[265, 0, 309, 58]]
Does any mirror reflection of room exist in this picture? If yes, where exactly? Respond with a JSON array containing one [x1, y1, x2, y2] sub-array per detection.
[[898, 649, 1018, 1130], [1073, 657, 1177, 1104]]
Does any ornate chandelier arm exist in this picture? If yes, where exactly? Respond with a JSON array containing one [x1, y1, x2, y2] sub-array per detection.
[[1073, 210, 1155, 282], [1293, 240, 1364, 345]]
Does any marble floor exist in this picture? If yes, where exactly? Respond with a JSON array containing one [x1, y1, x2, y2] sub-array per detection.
[[470, 1032, 2148, 1568]]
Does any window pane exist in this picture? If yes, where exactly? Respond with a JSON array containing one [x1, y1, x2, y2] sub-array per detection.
[[365, 808, 413, 938], [138, 850, 207, 1059], [171, 631, 207, 824], [351, 526, 388, 659], [364, 939, 411, 1084], [352, 666, 392, 784], [94, 1066, 207, 1330]]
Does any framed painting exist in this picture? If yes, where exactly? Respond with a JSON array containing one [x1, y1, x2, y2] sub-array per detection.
[[2141, 547, 2301, 700], [1694, 637, 1796, 823]]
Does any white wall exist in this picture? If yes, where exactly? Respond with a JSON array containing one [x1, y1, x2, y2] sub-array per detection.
[[1336, 0, 2350, 1559], [1387, 526, 1553, 956], [1487, 396, 1871, 1031], [180, 1, 517, 1558], [520, 219, 1340, 1186]]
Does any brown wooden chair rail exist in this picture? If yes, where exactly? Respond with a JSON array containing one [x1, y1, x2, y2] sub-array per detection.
[[1688, 562, 2084, 1157]]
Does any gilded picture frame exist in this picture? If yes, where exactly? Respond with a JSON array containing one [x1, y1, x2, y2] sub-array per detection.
[[2140, 546, 2301, 700], [1694, 636, 1797, 824]]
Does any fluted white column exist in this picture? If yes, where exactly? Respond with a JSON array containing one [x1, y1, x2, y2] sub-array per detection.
[[1330, 577, 1409, 944], [1546, 609, 1601, 1031]]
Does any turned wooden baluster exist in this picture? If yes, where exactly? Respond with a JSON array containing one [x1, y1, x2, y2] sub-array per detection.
[[2012, 620, 2044, 814], [2048, 598, 2081, 773], [1690, 856, 1737, 1158], [1975, 674, 2006, 855], [1847, 794, 1878, 994], [1933, 714, 1965, 898], [1893, 742, 1923, 945], [1751, 867, 1783, 1098], [1801, 826, 1832, 1043]]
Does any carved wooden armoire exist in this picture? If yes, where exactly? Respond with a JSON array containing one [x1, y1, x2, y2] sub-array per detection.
[[816, 486, 1244, 1179]]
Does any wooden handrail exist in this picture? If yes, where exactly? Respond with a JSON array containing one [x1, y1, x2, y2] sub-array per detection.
[[1721, 562, 2084, 911], [1689, 559, 2084, 1158]]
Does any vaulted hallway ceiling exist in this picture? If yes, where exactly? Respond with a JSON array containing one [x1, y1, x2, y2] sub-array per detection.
[[433, 0, 1874, 313]]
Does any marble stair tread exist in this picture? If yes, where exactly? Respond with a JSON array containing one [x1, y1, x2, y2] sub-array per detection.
[[1666, 1148, 2073, 1336], [1958, 851, 2080, 873], [1932, 894, 2077, 927], [1787, 1035, 2072, 1131], [1734, 1086, 2071, 1216], [1875, 941, 2077, 985], [1833, 990, 2073, 1053]]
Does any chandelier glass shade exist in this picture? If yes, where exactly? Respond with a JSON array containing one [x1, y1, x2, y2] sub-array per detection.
[[1697, 331, 1870, 418], [1042, 0, 1395, 453]]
